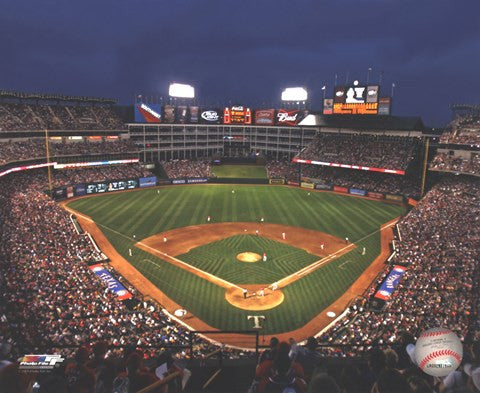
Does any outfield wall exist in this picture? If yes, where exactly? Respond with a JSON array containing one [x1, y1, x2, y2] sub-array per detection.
[[51, 174, 414, 204]]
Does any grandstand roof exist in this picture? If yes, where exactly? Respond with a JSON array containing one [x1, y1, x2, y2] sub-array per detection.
[[312, 114, 425, 132]]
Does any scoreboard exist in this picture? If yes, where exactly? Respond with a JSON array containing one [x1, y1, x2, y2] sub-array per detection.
[[333, 84, 379, 115]]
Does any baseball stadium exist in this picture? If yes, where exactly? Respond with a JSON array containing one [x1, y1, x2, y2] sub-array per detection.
[[1, 4, 480, 393]]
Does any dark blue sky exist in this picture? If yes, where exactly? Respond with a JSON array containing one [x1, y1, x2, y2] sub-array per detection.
[[1, 0, 479, 126]]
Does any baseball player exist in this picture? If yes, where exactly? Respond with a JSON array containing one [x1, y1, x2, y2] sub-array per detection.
[[271, 282, 278, 291], [282, 232, 286, 240], [243, 288, 247, 299], [163, 237, 167, 243], [263, 252, 267, 262], [259, 288, 265, 297], [207, 215, 211, 222]]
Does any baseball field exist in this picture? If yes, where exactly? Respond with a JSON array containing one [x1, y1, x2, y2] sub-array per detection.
[[66, 185, 405, 343], [211, 164, 267, 178]]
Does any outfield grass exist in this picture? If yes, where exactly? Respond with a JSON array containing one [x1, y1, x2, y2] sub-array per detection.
[[211, 164, 267, 178], [178, 235, 320, 284], [68, 185, 406, 334]]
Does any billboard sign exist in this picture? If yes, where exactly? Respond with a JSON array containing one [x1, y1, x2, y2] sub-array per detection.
[[139, 176, 157, 188], [276, 109, 305, 126], [163, 105, 175, 123], [254, 109, 275, 125], [333, 85, 379, 114], [224, 106, 252, 125], [135, 103, 162, 123], [200, 109, 221, 124], [176, 106, 189, 123], [323, 99, 333, 115], [378, 97, 392, 115], [189, 106, 199, 123], [374, 265, 407, 300]]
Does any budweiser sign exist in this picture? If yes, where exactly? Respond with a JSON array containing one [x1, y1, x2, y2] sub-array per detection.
[[276, 109, 300, 126]]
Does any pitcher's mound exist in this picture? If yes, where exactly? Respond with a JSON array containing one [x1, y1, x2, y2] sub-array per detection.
[[225, 285, 284, 311], [236, 252, 261, 263]]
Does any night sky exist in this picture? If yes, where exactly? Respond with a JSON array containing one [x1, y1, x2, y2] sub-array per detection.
[[1, 0, 479, 126]]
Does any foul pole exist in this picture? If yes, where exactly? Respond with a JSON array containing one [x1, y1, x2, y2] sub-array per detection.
[[420, 138, 429, 197], [44, 128, 53, 196]]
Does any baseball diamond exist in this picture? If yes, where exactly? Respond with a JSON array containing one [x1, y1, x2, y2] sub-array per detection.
[[65, 184, 405, 344]]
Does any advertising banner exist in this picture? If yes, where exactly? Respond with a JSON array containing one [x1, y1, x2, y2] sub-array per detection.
[[269, 178, 285, 185], [349, 188, 367, 196], [66, 186, 74, 198], [189, 106, 199, 123], [163, 105, 175, 123], [106, 180, 136, 192], [200, 109, 221, 124], [323, 99, 333, 115], [385, 194, 403, 202], [139, 176, 157, 188], [53, 188, 67, 199], [87, 183, 108, 194], [301, 182, 315, 189], [224, 106, 252, 125], [333, 186, 348, 193], [254, 109, 275, 125], [408, 198, 418, 207], [291, 158, 405, 175], [134, 103, 162, 123], [157, 179, 172, 185], [287, 181, 300, 186], [315, 183, 332, 190], [276, 109, 306, 126], [378, 97, 392, 115], [368, 191, 384, 199], [89, 264, 132, 300], [172, 179, 186, 184], [176, 106, 189, 124], [75, 184, 86, 196], [374, 265, 407, 300], [186, 178, 208, 183]]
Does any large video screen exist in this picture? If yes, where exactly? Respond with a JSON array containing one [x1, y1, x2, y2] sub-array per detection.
[[333, 85, 379, 114], [134, 103, 162, 123]]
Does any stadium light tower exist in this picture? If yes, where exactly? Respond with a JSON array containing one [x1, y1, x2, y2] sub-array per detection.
[[281, 87, 308, 108], [168, 83, 195, 99]]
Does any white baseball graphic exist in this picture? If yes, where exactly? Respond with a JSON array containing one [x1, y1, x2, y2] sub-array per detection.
[[414, 327, 463, 377]]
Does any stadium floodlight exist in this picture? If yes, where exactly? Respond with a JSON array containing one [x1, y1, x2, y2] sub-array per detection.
[[281, 87, 308, 102], [168, 83, 195, 98]]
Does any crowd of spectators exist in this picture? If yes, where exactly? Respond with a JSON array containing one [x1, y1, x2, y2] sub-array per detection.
[[266, 160, 299, 181], [0, 103, 124, 131], [162, 160, 212, 179], [52, 164, 153, 188], [248, 335, 480, 392], [0, 170, 242, 380], [0, 139, 138, 165], [266, 160, 421, 197], [319, 177, 480, 357], [430, 152, 480, 176], [297, 133, 420, 170], [440, 114, 480, 147]]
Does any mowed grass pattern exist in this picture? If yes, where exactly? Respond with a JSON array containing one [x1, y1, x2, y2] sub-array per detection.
[[68, 185, 406, 334], [211, 165, 267, 178], [178, 235, 320, 284]]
